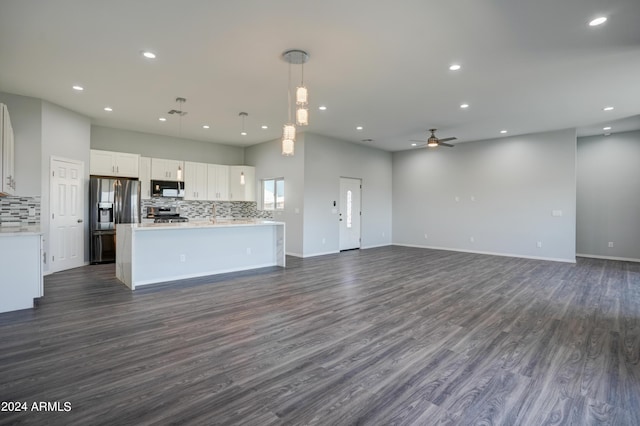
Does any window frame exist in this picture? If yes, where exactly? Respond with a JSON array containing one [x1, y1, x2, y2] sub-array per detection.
[[261, 177, 285, 211]]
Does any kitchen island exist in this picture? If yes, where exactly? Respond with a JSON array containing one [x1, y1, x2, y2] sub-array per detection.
[[0, 226, 43, 313], [115, 220, 285, 290]]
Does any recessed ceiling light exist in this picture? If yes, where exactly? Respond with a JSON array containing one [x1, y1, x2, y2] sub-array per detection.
[[318, 106, 327, 111], [356, 126, 363, 131], [460, 103, 469, 109], [500, 130, 508, 134], [411, 143, 417, 147], [261, 125, 268, 129], [72, 85, 84, 91], [103, 107, 113, 112], [142, 51, 156, 59], [202, 125, 210, 129], [241, 131, 247, 136], [158, 117, 167, 122], [589, 17, 607, 26], [449, 64, 461, 71], [603, 126, 612, 130], [603, 106, 614, 111]]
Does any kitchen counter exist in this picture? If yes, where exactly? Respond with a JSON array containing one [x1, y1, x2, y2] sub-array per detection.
[[115, 220, 285, 289], [0, 228, 43, 313], [0, 225, 42, 236]]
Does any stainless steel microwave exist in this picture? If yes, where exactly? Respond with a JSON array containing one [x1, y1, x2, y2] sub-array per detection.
[[151, 180, 185, 198]]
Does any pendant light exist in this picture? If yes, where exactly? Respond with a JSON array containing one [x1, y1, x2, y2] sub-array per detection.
[[168, 97, 187, 180], [239, 112, 248, 136], [240, 171, 245, 185], [282, 49, 310, 155]]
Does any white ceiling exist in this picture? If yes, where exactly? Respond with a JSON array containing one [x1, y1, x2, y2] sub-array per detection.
[[1, 0, 639, 152]]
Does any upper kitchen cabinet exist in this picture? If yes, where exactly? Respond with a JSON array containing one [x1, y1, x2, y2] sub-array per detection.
[[151, 158, 184, 182], [0, 103, 16, 196], [228, 166, 255, 202], [184, 161, 208, 201], [139, 157, 151, 200], [207, 164, 229, 201], [90, 149, 139, 178]]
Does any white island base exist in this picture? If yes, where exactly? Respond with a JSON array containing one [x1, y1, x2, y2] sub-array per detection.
[[116, 221, 285, 290]]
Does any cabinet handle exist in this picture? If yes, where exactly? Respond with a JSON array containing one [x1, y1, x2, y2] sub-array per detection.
[[112, 165, 115, 172], [117, 166, 119, 173]]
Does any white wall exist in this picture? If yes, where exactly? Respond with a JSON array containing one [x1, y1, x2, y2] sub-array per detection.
[[303, 133, 393, 256], [0, 92, 42, 195], [393, 128, 577, 262], [41, 101, 91, 270], [244, 135, 305, 256], [577, 130, 640, 261], [91, 125, 244, 165]]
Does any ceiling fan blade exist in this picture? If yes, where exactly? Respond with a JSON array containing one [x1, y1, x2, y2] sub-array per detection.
[[439, 142, 455, 147], [439, 137, 457, 142], [412, 143, 427, 148], [409, 139, 427, 143]]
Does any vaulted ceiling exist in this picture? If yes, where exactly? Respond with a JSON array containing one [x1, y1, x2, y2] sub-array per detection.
[[1, 0, 639, 151]]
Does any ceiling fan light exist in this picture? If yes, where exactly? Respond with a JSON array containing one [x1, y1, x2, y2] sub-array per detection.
[[427, 140, 439, 147], [296, 86, 308, 105], [296, 107, 308, 126]]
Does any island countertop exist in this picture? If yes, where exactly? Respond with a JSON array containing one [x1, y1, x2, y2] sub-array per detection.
[[126, 219, 284, 231], [116, 220, 285, 289]]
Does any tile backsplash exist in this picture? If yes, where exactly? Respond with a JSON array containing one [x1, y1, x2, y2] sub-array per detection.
[[0, 196, 41, 225], [141, 198, 273, 220]]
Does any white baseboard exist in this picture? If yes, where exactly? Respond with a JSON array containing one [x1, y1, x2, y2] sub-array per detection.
[[576, 253, 640, 263], [286, 252, 303, 258], [393, 243, 576, 264], [362, 243, 392, 250], [301, 250, 340, 258]]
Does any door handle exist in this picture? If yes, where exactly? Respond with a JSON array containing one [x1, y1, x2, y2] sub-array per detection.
[[77, 219, 83, 223]]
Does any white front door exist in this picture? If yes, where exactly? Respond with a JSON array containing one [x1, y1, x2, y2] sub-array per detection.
[[50, 158, 85, 272], [339, 177, 362, 251]]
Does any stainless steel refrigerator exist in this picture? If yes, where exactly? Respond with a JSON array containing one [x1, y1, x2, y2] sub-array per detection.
[[90, 177, 140, 264]]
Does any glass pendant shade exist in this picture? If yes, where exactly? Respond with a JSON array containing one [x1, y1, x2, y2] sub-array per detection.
[[240, 171, 245, 185], [296, 107, 308, 126], [282, 138, 295, 156], [296, 86, 308, 105], [283, 123, 296, 141]]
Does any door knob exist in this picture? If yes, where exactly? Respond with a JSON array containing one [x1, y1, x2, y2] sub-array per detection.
[[77, 219, 83, 223]]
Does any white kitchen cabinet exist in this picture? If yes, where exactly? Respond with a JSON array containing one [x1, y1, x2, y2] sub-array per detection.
[[0, 103, 16, 195], [90, 149, 140, 178], [228, 165, 255, 202], [151, 158, 184, 181], [0, 232, 43, 313], [206, 164, 229, 201], [139, 156, 152, 199], [184, 161, 208, 200]]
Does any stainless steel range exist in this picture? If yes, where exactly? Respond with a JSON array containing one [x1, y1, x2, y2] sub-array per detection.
[[146, 206, 189, 223]]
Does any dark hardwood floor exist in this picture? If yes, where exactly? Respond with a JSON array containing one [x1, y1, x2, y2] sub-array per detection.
[[1, 246, 639, 425]]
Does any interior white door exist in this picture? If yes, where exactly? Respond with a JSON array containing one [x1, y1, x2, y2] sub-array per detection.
[[50, 158, 85, 272], [339, 177, 362, 251]]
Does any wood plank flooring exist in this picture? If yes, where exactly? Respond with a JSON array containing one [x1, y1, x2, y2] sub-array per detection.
[[1, 246, 639, 425]]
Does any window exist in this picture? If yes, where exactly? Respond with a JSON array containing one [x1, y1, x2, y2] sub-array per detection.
[[262, 178, 285, 210]]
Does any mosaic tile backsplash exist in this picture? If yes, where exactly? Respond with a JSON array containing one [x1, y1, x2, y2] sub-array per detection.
[[0, 196, 41, 225], [141, 198, 273, 220]]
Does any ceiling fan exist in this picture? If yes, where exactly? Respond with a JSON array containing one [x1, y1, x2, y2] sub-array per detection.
[[410, 129, 457, 148]]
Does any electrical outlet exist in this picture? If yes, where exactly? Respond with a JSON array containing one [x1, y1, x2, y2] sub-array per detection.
[[179, 254, 186, 262], [424, 233, 428, 239], [608, 242, 614, 248], [322, 237, 326, 244], [246, 247, 252, 254], [469, 236, 475, 243], [537, 241, 542, 248]]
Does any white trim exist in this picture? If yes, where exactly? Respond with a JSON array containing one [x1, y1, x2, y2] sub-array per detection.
[[286, 252, 303, 258], [362, 243, 392, 250], [576, 253, 640, 263], [393, 243, 576, 264], [302, 250, 340, 258]]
